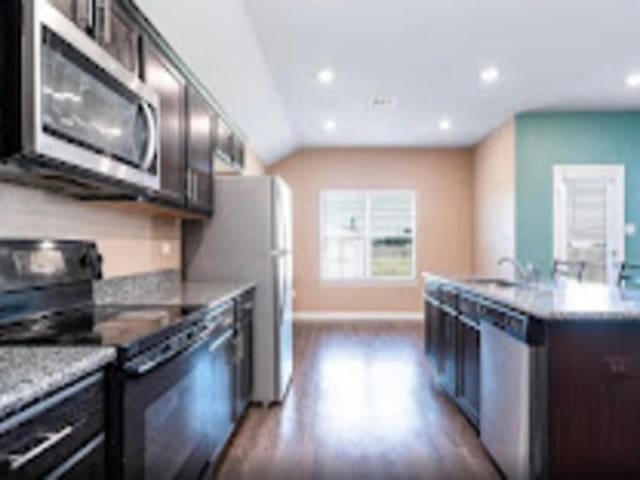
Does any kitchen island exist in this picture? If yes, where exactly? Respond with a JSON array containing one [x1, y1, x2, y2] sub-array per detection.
[[423, 273, 640, 479]]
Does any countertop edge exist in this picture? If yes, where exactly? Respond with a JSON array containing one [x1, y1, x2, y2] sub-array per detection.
[[422, 273, 640, 321], [0, 347, 116, 422]]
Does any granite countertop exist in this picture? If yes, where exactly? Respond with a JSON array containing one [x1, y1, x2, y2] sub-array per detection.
[[109, 280, 256, 309], [424, 272, 640, 320], [0, 347, 116, 420]]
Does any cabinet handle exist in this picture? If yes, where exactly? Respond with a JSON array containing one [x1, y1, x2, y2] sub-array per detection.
[[186, 171, 192, 200], [5, 425, 73, 471]]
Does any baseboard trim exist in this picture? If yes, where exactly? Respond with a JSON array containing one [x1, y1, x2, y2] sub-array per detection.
[[293, 311, 423, 321]]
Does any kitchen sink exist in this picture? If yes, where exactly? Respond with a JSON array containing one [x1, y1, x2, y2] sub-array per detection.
[[466, 277, 525, 289]]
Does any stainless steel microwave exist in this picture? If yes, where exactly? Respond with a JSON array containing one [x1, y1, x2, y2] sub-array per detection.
[[0, 0, 161, 192]]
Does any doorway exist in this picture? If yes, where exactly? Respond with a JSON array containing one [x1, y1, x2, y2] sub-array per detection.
[[553, 165, 625, 283]]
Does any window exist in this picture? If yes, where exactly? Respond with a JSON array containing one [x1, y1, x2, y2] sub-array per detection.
[[320, 190, 416, 281]]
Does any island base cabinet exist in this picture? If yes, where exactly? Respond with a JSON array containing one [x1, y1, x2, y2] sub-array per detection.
[[548, 323, 640, 479], [424, 294, 480, 426]]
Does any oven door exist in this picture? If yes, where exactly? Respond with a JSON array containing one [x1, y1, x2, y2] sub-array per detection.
[[22, 1, 160, 191], [121, 323, 235, 480]]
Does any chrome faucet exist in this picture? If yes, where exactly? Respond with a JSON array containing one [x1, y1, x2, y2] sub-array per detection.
[[498, 257, 540, 284]]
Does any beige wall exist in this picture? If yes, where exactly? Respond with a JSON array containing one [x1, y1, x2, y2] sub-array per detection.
[[471, 118, 515, 277], [268, 148, 474, 313], [1, 183, 181, 278]]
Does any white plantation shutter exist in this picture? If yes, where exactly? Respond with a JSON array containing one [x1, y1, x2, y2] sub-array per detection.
[[565, 179, 608, 282], [321, 190, 416, 280]]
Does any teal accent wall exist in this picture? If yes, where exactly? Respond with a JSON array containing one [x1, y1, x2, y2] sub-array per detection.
[[515, 111, 640, 272]]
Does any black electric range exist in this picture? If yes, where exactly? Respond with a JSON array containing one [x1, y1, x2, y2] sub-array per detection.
[[0, 239, 237, 479]]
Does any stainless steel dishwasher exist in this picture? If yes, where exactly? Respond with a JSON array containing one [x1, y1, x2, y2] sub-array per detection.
[[480, 303, 546, 480]]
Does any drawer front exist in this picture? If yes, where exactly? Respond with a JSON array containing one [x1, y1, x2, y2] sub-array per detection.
[[0, 372, 105, 479]]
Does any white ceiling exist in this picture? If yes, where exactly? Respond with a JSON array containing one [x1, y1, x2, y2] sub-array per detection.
[[137, 0, 640, 164]]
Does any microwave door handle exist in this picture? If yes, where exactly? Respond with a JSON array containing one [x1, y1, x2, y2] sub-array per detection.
[[140, 102, 157, 171]]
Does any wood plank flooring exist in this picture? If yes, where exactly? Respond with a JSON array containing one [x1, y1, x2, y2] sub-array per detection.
[[217, 321, 500, 479]]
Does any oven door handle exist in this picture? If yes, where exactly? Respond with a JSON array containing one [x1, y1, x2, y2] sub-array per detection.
[[209, 330, 234, 354]]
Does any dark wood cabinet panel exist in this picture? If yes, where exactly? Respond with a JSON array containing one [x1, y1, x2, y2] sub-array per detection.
[[143, 41, 186, 204], [48, 0, 93, 32], [102, 4, 140, 75], [216, 118, 233, 164], [186, 85, 213, 214], [424, 287, 480, 427], [58, 436, 106, 480], [231, 134, 245, 170], [441, 309, 457, 396], [548, 322, 640, 478], [426, 300, 445, 377]]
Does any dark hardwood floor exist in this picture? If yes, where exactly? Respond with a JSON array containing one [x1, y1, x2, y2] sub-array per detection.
[[217, 321, 499, 479]]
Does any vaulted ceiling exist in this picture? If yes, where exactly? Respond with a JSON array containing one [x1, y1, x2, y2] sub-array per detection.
[[136, 0, 640, 164]]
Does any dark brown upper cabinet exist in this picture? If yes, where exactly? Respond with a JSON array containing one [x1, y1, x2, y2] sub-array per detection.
[[231, 134, 245, 171], [216, 118, 233, 165], [185, 85, 214, 215], [48, 0, 139, 75], [48, 0, 94, 33], [102, 2, 141, 75], [143, 40, 186, 206]]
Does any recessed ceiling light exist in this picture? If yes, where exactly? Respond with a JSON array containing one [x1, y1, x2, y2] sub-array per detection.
[[323, 119, 337, 132], [625, 72, 640, 88], [438, 117, 452, 131], [480, 66, 500, 84], [317, 68, 336, 85]]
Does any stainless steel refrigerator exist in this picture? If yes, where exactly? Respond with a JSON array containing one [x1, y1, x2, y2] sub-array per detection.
[[184, 176, 293, 404]]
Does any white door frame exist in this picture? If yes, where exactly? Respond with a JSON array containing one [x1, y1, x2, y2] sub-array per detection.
[[553, 164, 625, 283]]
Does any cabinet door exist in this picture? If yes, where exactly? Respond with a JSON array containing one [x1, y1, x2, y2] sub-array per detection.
[[441, 309, 457, 396], [55, 435, 106, 480], [102, 4, 140, 74], [143, 41, 186, 204], [48, 0, 93, 33], [549, 323, 640, 478], [216, 119, 233, 163], [186, 86, 213, 213], [424, 300, 432, 356], [231, 134, 245, 170], [458, 320, 480, 425]]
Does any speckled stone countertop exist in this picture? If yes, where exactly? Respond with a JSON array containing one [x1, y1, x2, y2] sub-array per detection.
[[0, 347, 115, 420], [122, 281, 256, 308], [95, 270, 255, 309], [424, 273, 640, 320]]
